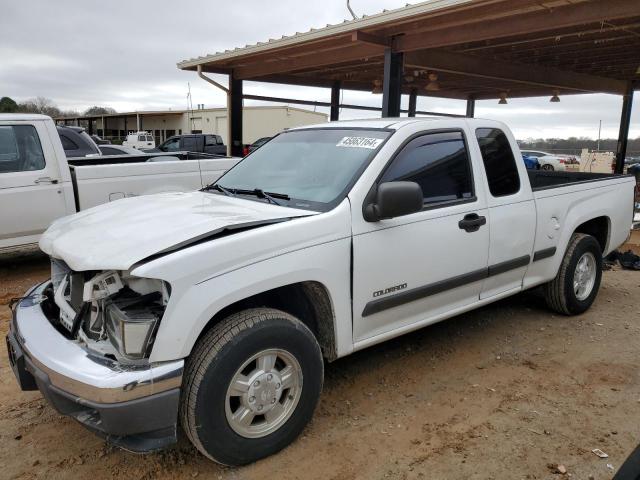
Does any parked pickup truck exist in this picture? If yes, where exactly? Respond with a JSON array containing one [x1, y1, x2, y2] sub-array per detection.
[[7, 118, 634, 466], [146, 133, 227, 156], [0, 114, 239, 250]]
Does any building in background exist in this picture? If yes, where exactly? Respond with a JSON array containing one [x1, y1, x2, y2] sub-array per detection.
[[55, 105, 327, 144]]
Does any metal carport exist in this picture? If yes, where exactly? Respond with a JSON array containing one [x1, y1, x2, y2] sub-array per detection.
[[178, 0, 639, 171]]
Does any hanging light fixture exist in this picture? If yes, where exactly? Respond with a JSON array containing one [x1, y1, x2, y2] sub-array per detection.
[[371, 79, 383, 94], [498, 92, 508, 105], [550, 90, 561, 103], [425, 72, 440, 91]]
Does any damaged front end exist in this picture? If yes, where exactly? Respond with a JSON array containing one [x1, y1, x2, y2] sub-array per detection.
[[6, 259, 183, 453], [49, 259, 169, 364]]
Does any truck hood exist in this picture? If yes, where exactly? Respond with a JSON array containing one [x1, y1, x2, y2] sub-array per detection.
[[39, 191, 315, 271]]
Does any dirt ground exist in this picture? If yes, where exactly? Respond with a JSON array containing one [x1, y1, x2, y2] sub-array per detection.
[[1, 250, 639, 480]]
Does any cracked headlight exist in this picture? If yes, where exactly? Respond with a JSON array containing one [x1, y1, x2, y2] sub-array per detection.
[[105, 299, 161, 359], [91, 274, 169, 361]]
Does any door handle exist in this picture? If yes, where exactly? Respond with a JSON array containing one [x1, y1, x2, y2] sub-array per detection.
[[34, 176, 58, 185], [458, 213, 486, 232]]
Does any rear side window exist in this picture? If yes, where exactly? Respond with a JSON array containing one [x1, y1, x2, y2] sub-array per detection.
[[380, 131, 474, 205], [205, 135, 216, 146], [182, 136, 199, 152], [60, 134, 78, 151], [476, 128, 520, 197], [0, 125, 45, 173]]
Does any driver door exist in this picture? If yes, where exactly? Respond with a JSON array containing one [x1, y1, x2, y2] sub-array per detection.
[[351, 130, 489, 343]]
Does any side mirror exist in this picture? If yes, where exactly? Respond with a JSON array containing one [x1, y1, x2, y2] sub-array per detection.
[[363, 181, 423, 222]]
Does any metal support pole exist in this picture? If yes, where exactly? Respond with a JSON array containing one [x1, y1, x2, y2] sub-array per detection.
[[197, 65, 232, 156], [124, 117, 128, 137], [88, 119, 93, 135], [382, 48, 403, 118], [330, 81, 341, 121], [615, 82, 635, 174], [466, 97, 476, 118], [230, 74, 243, 157], [408, 88, 418, 117], [136, 113, 140, 131]]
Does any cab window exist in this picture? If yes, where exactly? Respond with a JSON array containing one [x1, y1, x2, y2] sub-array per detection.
[[380, 130, 474, 206], [0, 125, 46, 173], [161, 138, 180, 152]]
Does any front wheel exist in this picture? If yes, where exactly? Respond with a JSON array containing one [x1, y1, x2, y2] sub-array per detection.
[[542, 163, 555, 171], [180, 308, 324, 465], [544, 233, 603, 315]]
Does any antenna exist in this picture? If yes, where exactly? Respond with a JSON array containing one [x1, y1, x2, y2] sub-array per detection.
[[187, 82, 195, 133], [347, 0, 358, 20]]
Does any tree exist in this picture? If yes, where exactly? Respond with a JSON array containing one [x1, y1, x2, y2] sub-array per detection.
[[18, 97, 62, 117], [84, 106, 117, 116], [13, 97, 80, 118], [0, 97, 19, 113]]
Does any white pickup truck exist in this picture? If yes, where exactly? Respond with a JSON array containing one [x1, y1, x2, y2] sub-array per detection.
[[0, 114, 238, 250], [7, 118, 634, 466]]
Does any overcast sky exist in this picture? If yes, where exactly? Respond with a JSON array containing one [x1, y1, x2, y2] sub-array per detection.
[[1, 0, 637, 140]]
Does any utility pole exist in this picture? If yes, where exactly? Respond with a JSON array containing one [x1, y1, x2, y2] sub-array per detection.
[[597, 120, 602, 151]]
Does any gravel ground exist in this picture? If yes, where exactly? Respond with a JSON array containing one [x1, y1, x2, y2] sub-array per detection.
[[1, 251, 639, 480]]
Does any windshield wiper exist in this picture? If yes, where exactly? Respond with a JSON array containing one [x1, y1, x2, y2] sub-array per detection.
[[204, 184, 289, 205], [206, 184, 235, 197], [252, 188, 289, 206]]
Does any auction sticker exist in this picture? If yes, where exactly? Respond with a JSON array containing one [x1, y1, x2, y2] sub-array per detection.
[[336, 136, 384, 149]]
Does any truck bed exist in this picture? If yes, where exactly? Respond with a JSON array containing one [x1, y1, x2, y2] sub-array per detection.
[[68, 156, 239, 210], [67, 151, 223, 167], [527, 170, 623, 191]]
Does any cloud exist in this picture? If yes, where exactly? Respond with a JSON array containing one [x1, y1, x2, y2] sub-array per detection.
[[1, 0, 637, 140]]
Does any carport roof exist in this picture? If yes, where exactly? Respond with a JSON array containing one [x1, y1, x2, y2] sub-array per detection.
[[178, 0, 640, 100]]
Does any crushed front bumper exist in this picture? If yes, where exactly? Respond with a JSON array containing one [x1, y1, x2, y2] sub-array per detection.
[[6, 282, 184, 452]]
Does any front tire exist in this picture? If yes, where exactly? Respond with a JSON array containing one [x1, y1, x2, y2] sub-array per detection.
[[544, 233, 602, 315], [542, 163, 555, 171], [180, 308, 324, 466]]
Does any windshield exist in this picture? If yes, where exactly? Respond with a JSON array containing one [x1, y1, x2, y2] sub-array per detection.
[[211, 128, 390, 211]]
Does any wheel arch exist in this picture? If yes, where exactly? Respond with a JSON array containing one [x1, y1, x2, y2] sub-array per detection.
[[573, 215, 610, 253], [192, 281, 338, 361]]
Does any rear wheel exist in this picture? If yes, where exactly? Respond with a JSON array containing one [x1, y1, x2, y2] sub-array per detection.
[[544, 233, 602, 315], [180, 308, 324, 465], [542, 163, 555, 171]]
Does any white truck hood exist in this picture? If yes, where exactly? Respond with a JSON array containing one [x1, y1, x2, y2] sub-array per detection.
[[39, 191, 314, 271]]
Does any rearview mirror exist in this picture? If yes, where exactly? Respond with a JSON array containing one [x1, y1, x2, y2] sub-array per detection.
[[363, 181, 423, 222]]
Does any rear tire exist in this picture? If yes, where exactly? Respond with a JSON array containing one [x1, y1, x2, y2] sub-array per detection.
[[180, 308, 324, 466], [542, 163, 554, 171], [544, 233, 602, 315]]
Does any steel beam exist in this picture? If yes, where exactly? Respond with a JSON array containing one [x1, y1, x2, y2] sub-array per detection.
[[408, 88, 418, 117], [382, 48, 403, 118], [615, 82, 635, 174], [405, 49, 628, 95], [230, 74, 244, 157], [466, 97, 475, 118], [241, 93, 462, 117], [330, 81, 341, 121]]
